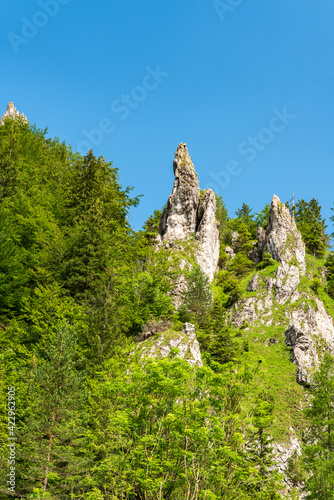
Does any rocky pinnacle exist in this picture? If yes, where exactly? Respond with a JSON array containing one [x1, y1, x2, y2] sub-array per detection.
[[1, 102, 27, 124]]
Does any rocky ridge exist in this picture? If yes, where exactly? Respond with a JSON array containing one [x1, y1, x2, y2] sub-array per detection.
[[1, 102, 27, 124], [231, 194, 334, 386]]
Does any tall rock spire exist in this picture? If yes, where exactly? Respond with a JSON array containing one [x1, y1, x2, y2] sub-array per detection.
[[159, 143, 200, 241], [1, 102, 27, 124], [263, 194, 306, 274], [158, 143, 219, 284]]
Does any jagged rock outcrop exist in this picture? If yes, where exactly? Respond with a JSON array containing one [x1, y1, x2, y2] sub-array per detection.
[[157, 144, 219, 306], [247, 273, 261, 292], [285, 298, 334, 386], [195, 188, 220, 281], [1, 102, 27, 124], [137, 323, 203, 367], [230, 193, 334, 386], [224, 246, 235, 260], [257, 226, 266, 250], [158, 143, 200, 241], [274, 435, 304, 494], [263, 194, 306, 274]]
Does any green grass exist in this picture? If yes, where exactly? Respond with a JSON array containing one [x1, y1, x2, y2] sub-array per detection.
[[234, 324, 308, 443]]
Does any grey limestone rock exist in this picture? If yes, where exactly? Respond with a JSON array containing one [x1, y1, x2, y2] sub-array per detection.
[[158, 143, 200, 241], [224, 246, 235, 260], [285, 298, 334, 386], [139, 325, 203, 367], [195, 188, 220, 281], [257, 226, 266, 250], [247, 273, 261, 292], [263, 195, 306, 274], [157, 144, 219, 305], [231, 231, 240, 248], [274, 262, 300, 305], [1, 102, 27, 124], [183, 322, 196, 335]]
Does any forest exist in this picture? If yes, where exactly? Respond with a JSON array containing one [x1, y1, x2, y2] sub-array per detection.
[[1, 115, 334, 499]]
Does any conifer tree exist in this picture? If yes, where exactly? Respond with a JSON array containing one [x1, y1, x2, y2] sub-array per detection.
[[20, 325, 87, 498], [303, 353, 334, 498], [182, 266, 213, 323], [293, 198, 329, 256]]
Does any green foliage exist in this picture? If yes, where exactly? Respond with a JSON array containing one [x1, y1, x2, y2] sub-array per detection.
[[302, 353, 334, 498], [2, 115, 334, 499], [90, 356, 282, 498], [254, 204, 270, 230], [215, 194, 229, 244], [229, 252, 255, 277], [182, 266, 213, 324], [141, 207, 164, 243], [326, 252, 334, 300], [292, 198, 329, 257], [256, 252, 276, 270], [207, 326, 240, 365], [233, 203, 257, 238]]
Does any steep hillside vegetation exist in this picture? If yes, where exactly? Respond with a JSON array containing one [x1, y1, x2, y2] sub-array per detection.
[[0, 104, 334, 499]]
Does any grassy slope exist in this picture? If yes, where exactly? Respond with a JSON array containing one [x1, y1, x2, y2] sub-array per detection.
[[222, 254, 334, 445]]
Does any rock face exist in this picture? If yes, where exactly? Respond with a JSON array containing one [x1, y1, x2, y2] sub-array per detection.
[[138, 323, 203, 367], [157, 144, 219, 299], [1, 102, 27, 124], [263, 194, 306, 274], [231, 193, 334, 386], [159, 144, 200, 241], [285, 298, 334, 386], [195, 188, 220, 281]]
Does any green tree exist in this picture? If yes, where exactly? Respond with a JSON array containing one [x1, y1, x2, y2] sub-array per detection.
[[254, 204, 270, 230], [19, 325, 87, 498], [234, 203, 257, 238], [90, 356, 281, 499], [326, 252, 334, 300], [293, 198, 329, 256], [182, 266, 213, 323], [303, 353, 334, 498]]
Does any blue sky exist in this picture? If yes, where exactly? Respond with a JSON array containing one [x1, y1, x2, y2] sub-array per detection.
[[1, 0, 334, 234]]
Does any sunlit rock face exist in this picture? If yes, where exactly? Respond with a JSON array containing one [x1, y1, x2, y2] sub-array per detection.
[[263, 194, 306, 274], [157, 143, 219, 283], [158, 143, 200, 241], [1, 102, 27, 124]]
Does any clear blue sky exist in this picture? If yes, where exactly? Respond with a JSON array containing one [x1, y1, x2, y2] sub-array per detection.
[[1, 0, 334, 234]]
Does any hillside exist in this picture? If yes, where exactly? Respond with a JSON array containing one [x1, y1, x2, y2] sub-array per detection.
[[1, 103, 334, 499]]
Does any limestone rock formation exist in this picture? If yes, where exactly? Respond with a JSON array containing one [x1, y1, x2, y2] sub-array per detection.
[[157, 144, 219, 305], [1, 102, 27, 124], [224, 246, 235, 260], [257, 226, 266, 250], [263, 194, 306, 274], [158, 143, 200, 241], [285, 298, 334, 386], [137, 323, 203, 367], [195, 188, 220, 281]]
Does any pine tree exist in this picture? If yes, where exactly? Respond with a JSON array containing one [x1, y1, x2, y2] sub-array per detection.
[[293, 198, 329, 256], [303, 353, 334, 498], [182, 266, 213, 323], [19, 325, 87, 498]]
